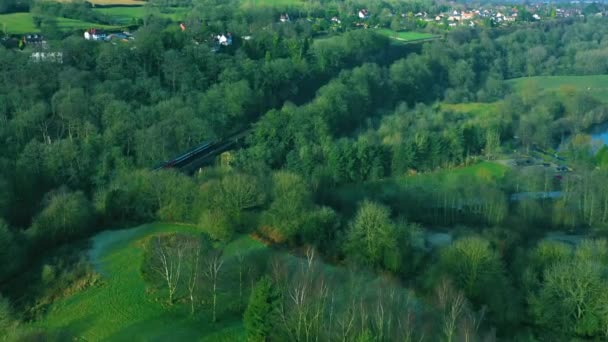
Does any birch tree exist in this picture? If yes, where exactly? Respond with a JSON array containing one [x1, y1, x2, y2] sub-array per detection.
[[203, 250, 224, 323], [150, 235, 187, 305]]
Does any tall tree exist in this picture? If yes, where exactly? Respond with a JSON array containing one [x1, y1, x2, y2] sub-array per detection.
[[244, 276, 279, 342]]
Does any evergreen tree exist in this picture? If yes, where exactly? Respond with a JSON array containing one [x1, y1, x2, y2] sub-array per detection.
[[244, 276, 279, 342]]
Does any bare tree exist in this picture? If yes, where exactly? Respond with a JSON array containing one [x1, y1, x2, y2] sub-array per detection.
[[150, 235, 186, 304], [186, 240, 201, 315], [203, 250, 224, 323], [436, 279, 466, 342]]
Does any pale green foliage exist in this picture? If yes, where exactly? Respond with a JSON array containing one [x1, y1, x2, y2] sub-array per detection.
[[530, 239, 608, 337], [199, 209, 234, 242], [32, 190, 94, 244], [440, 237, 502, 295], [344, 201, 400, 271], [261, 171, 312, 243]]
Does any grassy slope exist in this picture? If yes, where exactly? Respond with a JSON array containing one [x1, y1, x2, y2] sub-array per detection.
[[440, 102, 500, 118], [240, 0, 303, 7], [375, 28, 437, 42], [94, 6, 189, 24], [0, 12, 119, 34], [35, 223, 265, 340], [333, 161, 508, 214], [509, 75, 608, 103]]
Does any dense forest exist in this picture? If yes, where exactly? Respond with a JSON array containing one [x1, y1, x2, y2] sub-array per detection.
[[2, 0, 608, 340]]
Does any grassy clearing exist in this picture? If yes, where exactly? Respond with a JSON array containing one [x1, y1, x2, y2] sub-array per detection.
[[375, 28, 438, 42], [440, 102, 501, 118], [94, 6, 189, 24], [88, 0, 147, 5], [331, 161, 508, 217], [409, 161, 509, 184], [240, 0, 304, 8], [508, 75, 608, 103], [0, 12, 119, 34], [34, 223, 265, 340]]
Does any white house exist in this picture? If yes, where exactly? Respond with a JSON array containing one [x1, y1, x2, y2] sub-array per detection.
[[30, 52, 63, 63], [358, 9, 369, 19]]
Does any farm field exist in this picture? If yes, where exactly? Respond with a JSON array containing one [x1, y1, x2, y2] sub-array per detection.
[[34, 223, 266, 340], [94, 6, 189, 24], [0, 12, 119, 34], [375, 28, 439, 42], [509, 75, 608, 103]]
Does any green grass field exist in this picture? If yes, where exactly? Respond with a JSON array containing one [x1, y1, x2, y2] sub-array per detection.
[[94, 6, 189, 24], [509, 75, 608, 103], [332, 161, 508, 217], [0, 12, 119, 34], [34, 223, 266, 340], [407, 161, 508, 184], [240, 0, 304, 7], [440, 102, 501, 118], [375, 28, 438, 42]]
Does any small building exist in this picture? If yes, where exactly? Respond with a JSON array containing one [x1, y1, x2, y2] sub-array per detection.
[[84, 29, 107, 41], [24, 34, 43, 45], [358, 9, 370, 19], [216, 33, 232, 46], [279, 13, 290, 22], [30, 52, 63, 64]]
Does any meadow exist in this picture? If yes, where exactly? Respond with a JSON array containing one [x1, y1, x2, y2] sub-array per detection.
[[83, 0, 146, 5], [239, 0, 305, 7], [375, 28, 439, 42], [440, 102, 501, 118], [509, 75, 608, 103], [94, 6, 189, 24], [0, 12, 119, 34], [34, 223, 266, 340], [330, 161, 508, 217]]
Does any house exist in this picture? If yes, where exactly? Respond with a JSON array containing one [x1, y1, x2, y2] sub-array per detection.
[[84, 29, 107, 41], [30, 52, 63, 63], [279, 13, 290, 22], [533, 13, 541, 20], [24, 34, 43, 45], [216, 33, 232, 46], [358, 9, 369, 19], [331, 16, 341, 24]]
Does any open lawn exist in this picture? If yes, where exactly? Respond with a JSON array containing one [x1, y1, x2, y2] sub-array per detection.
[[331, 161, 509, 218], [94, 6, 189, 24], [240, 0, 304, 7], [87, 0, 147, 5], [509, 75, 608, 103], [440, 102, 501, 118], [34, 223, 266, 340], [375, 28, 439, 42], [0, 12, 119, 34]]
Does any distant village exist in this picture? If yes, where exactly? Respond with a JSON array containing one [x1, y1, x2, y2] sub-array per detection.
[[13, 0, 608, 63]]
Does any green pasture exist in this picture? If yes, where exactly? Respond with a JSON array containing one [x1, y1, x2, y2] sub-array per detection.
[[34, 223, 266, 340], [332, 161, 508, 216], [94, 6, 189, 24], [509, 75, 608, 103], [0, 12, 118, 34], [440, 102, 501, 118], [375, 28, 438, 42], [240, 0, 305, 8]]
